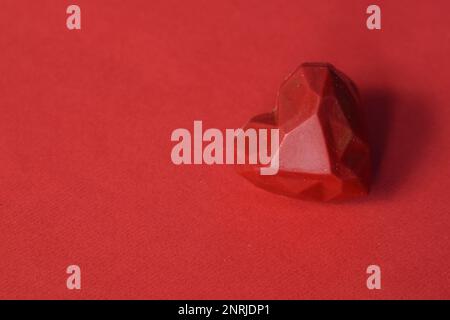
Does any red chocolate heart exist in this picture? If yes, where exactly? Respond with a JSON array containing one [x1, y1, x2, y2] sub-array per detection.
[[237, 63, 371, 201]]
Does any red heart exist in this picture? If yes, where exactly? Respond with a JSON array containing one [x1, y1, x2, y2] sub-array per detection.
[[236, 63, 371, 201]]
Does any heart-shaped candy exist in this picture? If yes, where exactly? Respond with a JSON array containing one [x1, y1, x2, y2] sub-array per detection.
[[237, 63, 371, 201]]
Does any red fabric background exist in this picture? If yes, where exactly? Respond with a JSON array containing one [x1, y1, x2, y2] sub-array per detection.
[[0, 0, 449, 299]]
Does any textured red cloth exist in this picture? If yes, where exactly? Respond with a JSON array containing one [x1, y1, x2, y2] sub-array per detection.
[[0, 0, 449, 299]]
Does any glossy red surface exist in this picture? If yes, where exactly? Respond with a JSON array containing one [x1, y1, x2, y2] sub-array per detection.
[[237, 63, 371, 201]]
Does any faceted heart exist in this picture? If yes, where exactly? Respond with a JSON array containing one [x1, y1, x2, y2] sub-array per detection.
[[237, 63, 371, 201]]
